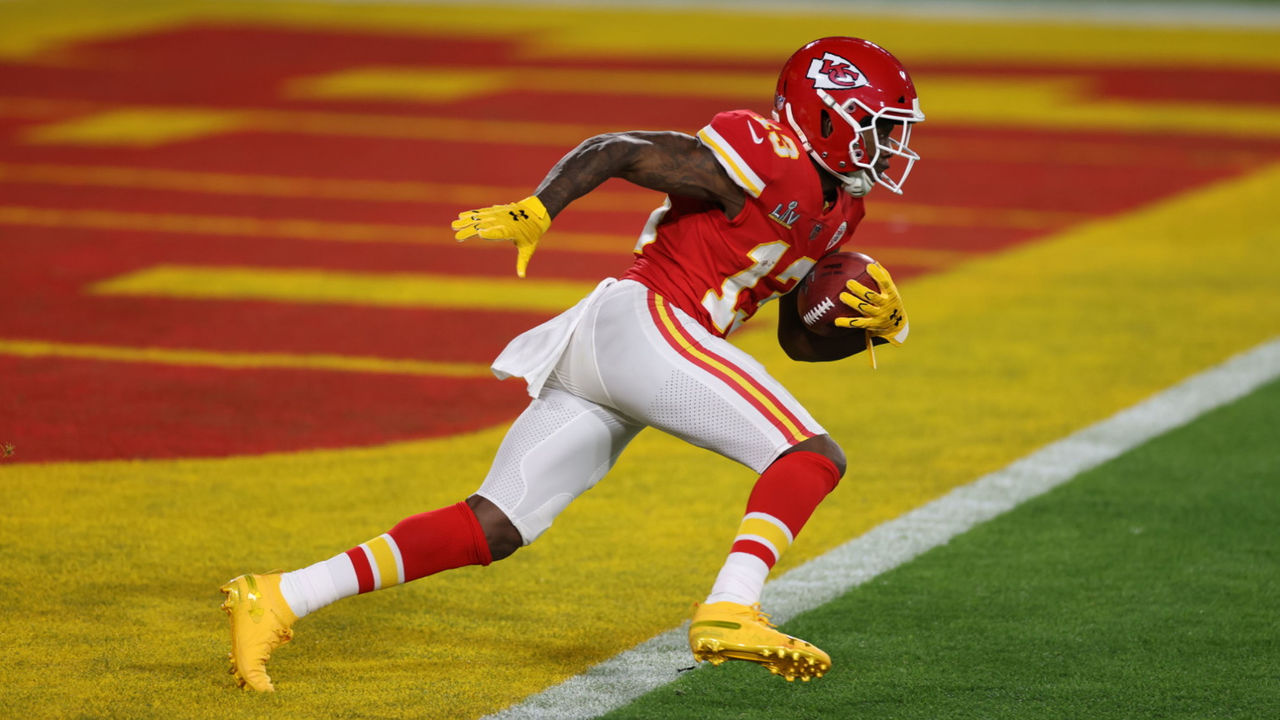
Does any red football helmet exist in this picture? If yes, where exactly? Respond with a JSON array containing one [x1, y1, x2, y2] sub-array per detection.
[[773, 37, 924, 196]]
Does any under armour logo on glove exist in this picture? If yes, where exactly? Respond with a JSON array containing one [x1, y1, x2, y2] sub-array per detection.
[[452, 196, 551, 279], [834, 261, 909, 346]]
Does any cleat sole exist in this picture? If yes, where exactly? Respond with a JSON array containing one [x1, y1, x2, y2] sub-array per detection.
[[693, 645, 827, 681], [688, 602, 831, 682]]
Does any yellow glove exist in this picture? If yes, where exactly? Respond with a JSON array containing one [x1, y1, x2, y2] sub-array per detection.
[[451, 195, 551, 278], [834, 261, 910, 345]]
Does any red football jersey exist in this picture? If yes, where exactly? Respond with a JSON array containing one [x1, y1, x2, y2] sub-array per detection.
[[623, 109, 866, 337]]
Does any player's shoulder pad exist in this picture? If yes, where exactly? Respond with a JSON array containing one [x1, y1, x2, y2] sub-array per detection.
[[695, 109, 803, 198]]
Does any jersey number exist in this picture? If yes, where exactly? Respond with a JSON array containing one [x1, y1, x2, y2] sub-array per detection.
[[702, 241, 815, 334], [769, 129, 799, 159], [749, 117, 800, 160]]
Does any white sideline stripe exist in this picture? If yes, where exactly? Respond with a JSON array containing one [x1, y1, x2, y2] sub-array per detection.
[[482, 336, 1280, 720]]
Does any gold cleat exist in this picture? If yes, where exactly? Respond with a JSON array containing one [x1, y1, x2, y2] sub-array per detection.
[[219, 573, 298, 692], [688, 602, 831, 682]]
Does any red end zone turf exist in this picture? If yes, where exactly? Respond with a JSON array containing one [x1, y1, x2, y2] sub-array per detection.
[[0, 354, 525, 462], [1, 22, 1277, 463]]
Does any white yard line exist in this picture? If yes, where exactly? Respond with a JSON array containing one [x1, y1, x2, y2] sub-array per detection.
[[484, 336, 1280, 720]]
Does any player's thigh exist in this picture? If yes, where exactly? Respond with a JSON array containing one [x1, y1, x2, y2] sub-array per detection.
[[633, 317, 824, 472], [475, 387, 640, 545], [569, 283, 825, 473]]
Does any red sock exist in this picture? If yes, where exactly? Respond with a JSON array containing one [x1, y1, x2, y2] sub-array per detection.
[[345, 501, 492, 594], [278, 501, 493, 617], [729, 451, 841, 569], [705, 451, 840, 606]]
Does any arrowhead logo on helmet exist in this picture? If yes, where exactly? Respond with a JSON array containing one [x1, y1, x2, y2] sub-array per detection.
[[805, 52, 869, 91]]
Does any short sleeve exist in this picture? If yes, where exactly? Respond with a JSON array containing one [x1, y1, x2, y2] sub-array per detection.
[[696, 109, 800, 198]]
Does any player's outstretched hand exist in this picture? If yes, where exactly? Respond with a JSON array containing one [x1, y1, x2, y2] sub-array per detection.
[[835, 262, 910, 345], [452, 195, 551, 278]]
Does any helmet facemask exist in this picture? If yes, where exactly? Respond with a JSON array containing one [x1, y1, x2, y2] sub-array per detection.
[[783, 89, 922, 197], [825, 88, 921, 195]]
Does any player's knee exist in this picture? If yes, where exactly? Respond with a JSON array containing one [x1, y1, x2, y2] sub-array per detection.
[[788, 434, 847, 479], [466, 495, 523, 562]]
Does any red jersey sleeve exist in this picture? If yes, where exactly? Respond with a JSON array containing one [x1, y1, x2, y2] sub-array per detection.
[[695, 110, 803, 199]]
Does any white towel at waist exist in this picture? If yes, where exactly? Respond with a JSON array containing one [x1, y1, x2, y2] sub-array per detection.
[[491, 278, 617, 398]]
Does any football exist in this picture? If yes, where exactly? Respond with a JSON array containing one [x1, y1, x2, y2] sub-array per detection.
[[795, 251, 879, 337]]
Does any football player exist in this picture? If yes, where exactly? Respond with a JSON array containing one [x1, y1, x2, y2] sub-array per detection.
[[220, 36, 922, 690]]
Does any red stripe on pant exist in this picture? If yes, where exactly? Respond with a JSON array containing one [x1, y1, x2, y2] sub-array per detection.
[[646, 293, 816, 443]]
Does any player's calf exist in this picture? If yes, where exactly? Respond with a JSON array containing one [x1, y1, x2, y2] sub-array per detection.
[[467, 495, 523, 561]]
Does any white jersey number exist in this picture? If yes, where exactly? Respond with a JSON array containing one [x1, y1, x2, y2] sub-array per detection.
[[702, 242, 815, 334]]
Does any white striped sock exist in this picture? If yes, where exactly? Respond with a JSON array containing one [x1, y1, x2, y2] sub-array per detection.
[[705, 552, 770, 606], [278, 552, 359, 618]]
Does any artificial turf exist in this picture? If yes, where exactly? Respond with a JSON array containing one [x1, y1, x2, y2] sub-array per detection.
[[603, 377, 1280, 719]]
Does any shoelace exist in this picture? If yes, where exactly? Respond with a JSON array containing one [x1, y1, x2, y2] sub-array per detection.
[[748, 604, 777, 628]]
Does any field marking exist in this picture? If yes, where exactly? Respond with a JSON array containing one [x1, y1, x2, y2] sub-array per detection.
[[14, 73, 1280, 147], [0, 203, 1061, 256], [285, 68, 1280, 140], [20, 108, 247, 148], [10, 101, 611, 147], [89, 265, 596, 312], [0, 162, 638, 211], [0, 204, 978, 268], [483, 336, 1280, 719], [0, 338, 494, 378], [0, 204, 646, 253], [0, 203, 643, 251], [0, 163, 1091, 226]]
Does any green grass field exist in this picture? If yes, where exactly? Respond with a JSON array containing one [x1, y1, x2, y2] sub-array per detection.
[[602, 378, 1280, 719]]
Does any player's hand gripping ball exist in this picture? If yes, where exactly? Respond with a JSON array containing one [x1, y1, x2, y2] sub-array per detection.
[[796, 252, 878, 337], [797, 252, 909, 344]]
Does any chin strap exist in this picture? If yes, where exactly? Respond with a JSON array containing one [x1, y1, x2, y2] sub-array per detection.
[[810, 152, 874, 198], [840, 170, 874, 198]]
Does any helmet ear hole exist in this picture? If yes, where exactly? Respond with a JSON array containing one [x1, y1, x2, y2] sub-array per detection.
[[820, 110, 834, 139]]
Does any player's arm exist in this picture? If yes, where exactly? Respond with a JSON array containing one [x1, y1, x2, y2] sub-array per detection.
[[776, 288, 884, 363], [453, 132, 743, 277], [535, 131, 745, 219]]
